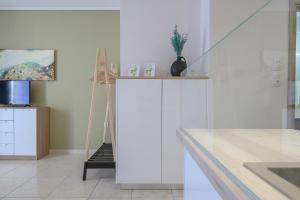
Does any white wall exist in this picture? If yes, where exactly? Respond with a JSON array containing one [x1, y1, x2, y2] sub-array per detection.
[[120, 0, 212, 76], [204, 0, 289, 128], [209, 0, 272, 46], [120, 0, 187, 76], [121, 0, 290, 129], [184, 0, 210, 72]]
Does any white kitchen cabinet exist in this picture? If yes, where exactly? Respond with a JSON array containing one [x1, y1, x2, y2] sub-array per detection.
[[0, 107, 50, 159], [0, 109, 13, 120], [116, 79, 162, 183], [0, 144, 14, 155], [116, 78, 210, 185], [162, 80, 209, 184], [162, 80, 182, 184], [14, 109, 37, 156], [0, 121, 14, 132]]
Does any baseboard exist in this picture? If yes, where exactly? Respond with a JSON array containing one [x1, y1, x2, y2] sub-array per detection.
[[49, 149, 97, 155], [0, 155, 37, 160]]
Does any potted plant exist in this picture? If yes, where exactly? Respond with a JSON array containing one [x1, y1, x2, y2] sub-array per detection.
[[170, 25, 188, 76]]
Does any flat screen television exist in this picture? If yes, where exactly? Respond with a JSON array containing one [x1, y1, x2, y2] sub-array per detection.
[[0, 81, 30, 106]]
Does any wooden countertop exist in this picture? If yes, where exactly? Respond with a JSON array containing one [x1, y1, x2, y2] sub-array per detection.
[[0, 106, 49, 109], [117, 76, 209, 80], [178, 129, 300, 200]]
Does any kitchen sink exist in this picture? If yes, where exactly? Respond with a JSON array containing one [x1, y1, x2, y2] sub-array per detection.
[[244, 162, 300, 200], [269, 168, 300, 188]]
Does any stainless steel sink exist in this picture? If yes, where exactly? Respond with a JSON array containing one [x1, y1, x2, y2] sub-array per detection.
[[269, 168, 300, 188], [244, 162, 300, 200]]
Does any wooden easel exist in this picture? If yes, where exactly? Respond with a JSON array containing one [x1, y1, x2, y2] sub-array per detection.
[[84, 48, 118, 162]]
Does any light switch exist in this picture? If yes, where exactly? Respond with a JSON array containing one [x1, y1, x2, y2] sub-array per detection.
[[272, 71, 281, 87], [272, 58, 281, 71]]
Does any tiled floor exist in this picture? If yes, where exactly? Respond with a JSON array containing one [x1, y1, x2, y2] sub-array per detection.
[[0, 153, 183, 200]]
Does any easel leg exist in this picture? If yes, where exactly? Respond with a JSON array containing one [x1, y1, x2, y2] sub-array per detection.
[[103, 102, 109, 144], [106, 84, 116, 161], [83, 162, 87, 181]]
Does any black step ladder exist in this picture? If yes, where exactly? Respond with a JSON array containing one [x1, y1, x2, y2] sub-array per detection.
[[82, 143, 115, 181]]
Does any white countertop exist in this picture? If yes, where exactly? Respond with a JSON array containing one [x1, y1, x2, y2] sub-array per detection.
[[178, 129, 300, 200]]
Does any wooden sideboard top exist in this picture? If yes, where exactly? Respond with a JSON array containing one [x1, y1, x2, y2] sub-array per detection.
[[0, 106, 50, 109]]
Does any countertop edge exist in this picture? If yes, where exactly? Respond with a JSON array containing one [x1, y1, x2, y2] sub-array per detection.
[[177, 128, 260, 200]]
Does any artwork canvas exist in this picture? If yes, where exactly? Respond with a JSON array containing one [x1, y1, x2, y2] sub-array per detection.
[[127, 64, 140, 77], [144, 63, 156, 77], [0, 49, 55, 80]]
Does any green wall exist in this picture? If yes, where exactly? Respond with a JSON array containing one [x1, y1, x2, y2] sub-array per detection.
[[0, 11, 120, 149]]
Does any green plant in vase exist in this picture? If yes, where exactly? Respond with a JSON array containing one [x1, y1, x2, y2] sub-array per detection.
[[170, 25, 188, 76]]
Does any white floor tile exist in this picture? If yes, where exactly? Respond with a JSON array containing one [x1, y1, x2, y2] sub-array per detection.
[[47, 198, 87, 200], [172, 189, 183, 197], [0, 164, 17, 177], [85, 169, 115, 180], [2, 164, 47, 179], [0, 178, 28, 197], [173, 197, 183, 200], [47, 176, 98, 198], [89, 198, 131, 200], [133, 198, 173, 200], [132, 190, 173, 199], [2, 198, 44, 200], [90, 178, 132, 199], [7, 178, 64, 198], [0, 154, 184, 200]]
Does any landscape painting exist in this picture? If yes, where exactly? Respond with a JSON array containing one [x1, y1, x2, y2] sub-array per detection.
[[0, 49, 55, 80]]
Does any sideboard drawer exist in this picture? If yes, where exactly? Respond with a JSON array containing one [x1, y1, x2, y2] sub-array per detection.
[[0, 109, 13, 120], [0, 133, 13, 144], [0, 121, 14, 132], [0, 143, 14, 155]]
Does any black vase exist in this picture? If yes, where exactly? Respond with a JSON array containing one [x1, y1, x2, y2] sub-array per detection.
[[171, 56, 187, 76]]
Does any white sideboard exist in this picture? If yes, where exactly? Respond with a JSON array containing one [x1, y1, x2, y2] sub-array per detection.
[[116, 78, 211, 185], [0, 107, 50, 160]]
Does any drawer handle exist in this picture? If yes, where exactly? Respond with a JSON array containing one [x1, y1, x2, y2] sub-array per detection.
[[0, 132, 11, 134], [0, 120, 12, 123]]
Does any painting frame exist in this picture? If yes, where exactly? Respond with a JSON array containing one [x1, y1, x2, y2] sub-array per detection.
[[0, 49, 56, 81]]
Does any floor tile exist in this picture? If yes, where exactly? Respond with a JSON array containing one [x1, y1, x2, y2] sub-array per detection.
[[7, 178, 64, 198], [47, 198, 87, 200], [0, 154, 184, 200], [173, 197, 183, 200], [132, 197, 173, 200], [89, 198, 131, 200], [0, 164, 17, 177], [2, 164, 47, 179], [2, 198, 44, 200], [132, 190, 173, 199], [85, 169, 115, 180], [90, 178, 132, 199], [172, 189, 183, 197], [0, 178, 28, 197], [47, 176, 98, 198]]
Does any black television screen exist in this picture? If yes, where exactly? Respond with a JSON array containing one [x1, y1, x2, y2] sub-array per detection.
[[0, 81, 30, 105]]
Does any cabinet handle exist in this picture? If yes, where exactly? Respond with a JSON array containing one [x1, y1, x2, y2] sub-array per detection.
[[0, 132, 10, 134]]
